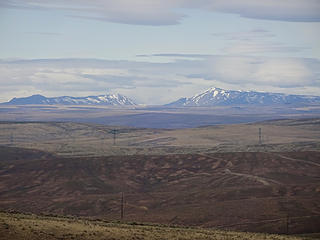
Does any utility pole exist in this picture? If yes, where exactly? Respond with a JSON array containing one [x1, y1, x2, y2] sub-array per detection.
[[259, 128, 262, 145], [120, 192, 124, 220], [285, 195, 290, 235], [110, 129, 119, 145], [286, 215, 289, 234]]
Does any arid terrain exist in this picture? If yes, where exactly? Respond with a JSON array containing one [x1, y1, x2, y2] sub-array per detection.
[[0, 118, 319, 237], [0, 147, 319, 234], [0, 118, 319, 156], [2, 0, 320, 239], [2, 212, 317, 240]]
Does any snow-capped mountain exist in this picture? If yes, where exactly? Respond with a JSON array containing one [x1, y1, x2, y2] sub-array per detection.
[[166, 87, 320, 107], [4, 93, 136, 106]]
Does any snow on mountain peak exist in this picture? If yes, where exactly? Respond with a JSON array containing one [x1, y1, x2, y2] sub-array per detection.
[[166, 87, 320, 107], [4, 93, 136, 106]]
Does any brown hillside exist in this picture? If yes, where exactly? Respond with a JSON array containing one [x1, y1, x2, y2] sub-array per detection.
[[0, 147, 319, 234]]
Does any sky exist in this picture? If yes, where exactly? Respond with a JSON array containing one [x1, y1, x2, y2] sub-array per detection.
[[0, 0, 320, 104]]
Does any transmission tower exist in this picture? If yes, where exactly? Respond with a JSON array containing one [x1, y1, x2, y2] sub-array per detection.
[[259, 128, 262, 145], [109, 129, 119, 145]]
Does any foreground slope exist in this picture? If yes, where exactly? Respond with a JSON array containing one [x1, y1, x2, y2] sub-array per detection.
[[0, 212, 315, 240]]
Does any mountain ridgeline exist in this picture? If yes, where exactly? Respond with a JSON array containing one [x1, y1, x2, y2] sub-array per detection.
[[166, 87, 320, 107], [3, 87, 320, 106], [4, 93, 136, 106]]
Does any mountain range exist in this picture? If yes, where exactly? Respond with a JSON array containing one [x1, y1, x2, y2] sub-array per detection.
[[2, 88, 320, 106], [3, 93, 136, 106], [166, 87, 320, 107]]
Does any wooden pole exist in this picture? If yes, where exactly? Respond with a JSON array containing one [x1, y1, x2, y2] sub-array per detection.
[[121, 192, 124, 220], [286, 215, 289, 234]]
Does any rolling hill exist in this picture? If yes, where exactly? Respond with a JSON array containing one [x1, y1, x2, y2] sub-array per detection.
[[0, 146, 319, 234], [0, 119, 319, 235]]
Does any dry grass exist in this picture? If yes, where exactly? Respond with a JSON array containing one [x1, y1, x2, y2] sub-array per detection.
[[0, 212, 314, 240], [1, 148, 319, 233], [0, 118, 319, 157]]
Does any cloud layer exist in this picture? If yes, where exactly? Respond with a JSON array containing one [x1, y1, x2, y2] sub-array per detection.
[[2, 0, 320, 25], [0, 56, 319, 104]]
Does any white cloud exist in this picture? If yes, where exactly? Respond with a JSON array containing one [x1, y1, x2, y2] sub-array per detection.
[[209, 56, 256, 82], [207, 0, 320, 22], [212, 29, 276, 41], [3, 0, 186, 25], [213, 29, 308, 56], [207, 56, 319, 87], [252, 58, 315, 87], [221, 42, 308, 56], [2, 0, 320, 25]]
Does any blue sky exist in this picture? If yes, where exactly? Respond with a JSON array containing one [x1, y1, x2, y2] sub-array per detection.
[[0, 0, 320, 104]]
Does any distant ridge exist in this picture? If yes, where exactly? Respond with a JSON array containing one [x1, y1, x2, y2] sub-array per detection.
[[166, 87, 320, 107], [3, 93, 136, 106], [3, 88, 320, 107]]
